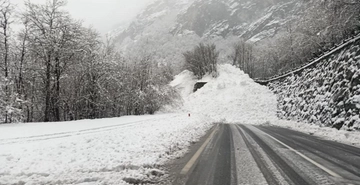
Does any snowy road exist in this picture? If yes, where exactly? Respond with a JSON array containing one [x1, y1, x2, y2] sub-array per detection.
[[173, 124, 360, 185]]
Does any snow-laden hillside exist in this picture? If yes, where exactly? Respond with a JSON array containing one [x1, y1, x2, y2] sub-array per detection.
[[112, 0, 304, 46], [173, 0, 302, 41], [112, 0, 196, 45]]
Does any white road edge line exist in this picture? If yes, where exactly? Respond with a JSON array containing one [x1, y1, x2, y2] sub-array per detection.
[[264, 132, 342, 178], [180, 125, 218, 175]]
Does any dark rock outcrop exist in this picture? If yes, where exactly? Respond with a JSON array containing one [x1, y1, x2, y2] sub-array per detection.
[[193, 82, 207, 92]]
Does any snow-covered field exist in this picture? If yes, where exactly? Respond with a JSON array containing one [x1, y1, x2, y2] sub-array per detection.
[[0, 114, 213, 184], [1, 64, 359, 185]]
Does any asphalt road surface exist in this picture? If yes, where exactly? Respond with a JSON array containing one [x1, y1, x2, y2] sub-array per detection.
[[173, 124, 360, 185]]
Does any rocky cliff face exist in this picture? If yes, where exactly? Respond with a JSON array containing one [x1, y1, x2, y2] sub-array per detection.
[[111, 0, 305, 45], [269, 40, 360, 130], [172, 0, 303, 41], [112, 0, 195, 44]]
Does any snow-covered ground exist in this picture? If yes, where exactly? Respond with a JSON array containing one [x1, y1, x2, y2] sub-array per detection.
[[1, 64, 359, 185], [0, 115, 169, 141], [0, 114, 213, 184]]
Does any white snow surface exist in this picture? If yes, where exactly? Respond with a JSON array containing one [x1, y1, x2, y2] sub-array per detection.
[[1, 64, 360, 185], [169, 70, 196, 98], [0, 114, 213, 185], [178, 64, 278, 124]]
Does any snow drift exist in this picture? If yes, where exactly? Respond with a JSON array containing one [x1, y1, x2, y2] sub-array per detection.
[[172, 64, 278, 124]]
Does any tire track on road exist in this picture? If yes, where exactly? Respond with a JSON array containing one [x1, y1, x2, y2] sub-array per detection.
[[236, 125, 280, 185], [239, 125, 311, 185], [257, 126, 360, 182]]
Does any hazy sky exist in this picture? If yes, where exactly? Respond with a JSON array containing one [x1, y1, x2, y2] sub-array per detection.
[[12, 0, 154, 34]]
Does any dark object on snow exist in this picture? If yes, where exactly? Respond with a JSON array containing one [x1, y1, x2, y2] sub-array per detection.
[[122, 177, 155, 184], [193, 82, 207, 92], [255, 80, 269, 86]]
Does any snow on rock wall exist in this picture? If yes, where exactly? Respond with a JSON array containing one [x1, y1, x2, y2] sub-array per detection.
[[112, 0, 304, 45], [269, 41, 360, 130]]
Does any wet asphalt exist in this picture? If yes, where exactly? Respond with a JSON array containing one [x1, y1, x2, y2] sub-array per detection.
[[172, 124, 360, 185]]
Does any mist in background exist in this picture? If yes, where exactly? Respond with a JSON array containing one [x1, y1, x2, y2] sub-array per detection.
[[11, 0, 154, 34]]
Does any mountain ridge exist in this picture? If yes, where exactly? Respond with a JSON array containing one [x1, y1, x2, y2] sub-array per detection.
[[111, 0, 305, 45]]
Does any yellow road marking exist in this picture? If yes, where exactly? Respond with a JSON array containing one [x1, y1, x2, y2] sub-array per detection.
[[180, 125, 218, 175]]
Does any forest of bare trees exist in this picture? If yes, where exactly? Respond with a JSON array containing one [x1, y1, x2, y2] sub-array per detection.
[[0, 0, 176, 123]]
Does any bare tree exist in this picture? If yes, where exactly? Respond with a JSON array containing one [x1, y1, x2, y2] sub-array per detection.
[[0, 0, 13, 123], [24, 0, 83, 121], [183, 43, 219, 79], [232, 40, 255, 77]]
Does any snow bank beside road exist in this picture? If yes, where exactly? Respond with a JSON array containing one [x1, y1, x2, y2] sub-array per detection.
[[0, 114, 213, 185]]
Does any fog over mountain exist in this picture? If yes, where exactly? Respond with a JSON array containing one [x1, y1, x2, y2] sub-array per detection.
[[112, 0, 305, 44]]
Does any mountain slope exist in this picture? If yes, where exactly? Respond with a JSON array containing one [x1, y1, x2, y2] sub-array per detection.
[[112, 0, 195, 44], [172, 0, 304, 42], [112, 0, 305, 45]]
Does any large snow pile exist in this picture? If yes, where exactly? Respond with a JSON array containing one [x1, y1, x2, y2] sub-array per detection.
[[0, 114, 213, 185], [269, 41, 360, 130], [172, 64, 278, 124]]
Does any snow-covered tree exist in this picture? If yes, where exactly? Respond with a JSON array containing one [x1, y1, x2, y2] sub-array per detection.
[[23, 0, 84, 121], [183, 43, 219, 79], [231, 40, 255, 77]]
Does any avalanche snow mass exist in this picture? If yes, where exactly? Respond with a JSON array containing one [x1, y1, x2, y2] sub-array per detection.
[[171, 64, 278, 124]]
